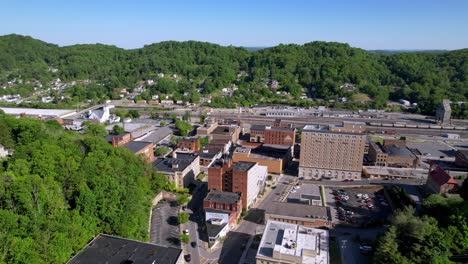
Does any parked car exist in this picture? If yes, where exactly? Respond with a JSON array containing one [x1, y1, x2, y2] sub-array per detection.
[[184, 254, 191, 262], [183, 229, 189, 235], [360, 245, 373, 251], [191, 241, 197, 248]]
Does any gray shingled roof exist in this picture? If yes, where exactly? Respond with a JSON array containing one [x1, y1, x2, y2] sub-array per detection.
[[67, 234, 182, 264], [123, 141, 152, 153]]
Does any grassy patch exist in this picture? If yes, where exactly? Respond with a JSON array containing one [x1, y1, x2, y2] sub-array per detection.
[[371, 136, 384, 144], [320, 185, 326, 207]]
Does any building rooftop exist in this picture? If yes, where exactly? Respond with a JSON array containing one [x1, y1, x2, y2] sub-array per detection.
[[0, 107, 75, 117], [251, 144, 291, 159], [210, 158, 231, 168], [181, 137, 197, 143], [428, 165, 457, 186], [123, 141, 152, 153], [303, 121, 365, 134], [212, 126, 234, 135], [197, 149, 222, 159], [205, 190, 241, 204], [257, 221, 329, 264], [67, 234, 182, 264], [369, 140, 385, 154], [383, 145, 416, 158], [303, 124, 330, 131], [105, 132, 130, 143], [152, 154, 198, 173], [134, 126, 172, 144], [251, 124, 294, 132], [206, 222, 228, 238], [286, 184, 322, 203], [232, 161, 257, 172], [266, 202, 331, 221]]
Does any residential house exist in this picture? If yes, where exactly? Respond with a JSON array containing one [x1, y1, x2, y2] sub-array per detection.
[[426, 165, 457, 194]]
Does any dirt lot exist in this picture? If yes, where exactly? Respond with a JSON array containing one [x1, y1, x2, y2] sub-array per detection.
[[329, 186, 392, 226]]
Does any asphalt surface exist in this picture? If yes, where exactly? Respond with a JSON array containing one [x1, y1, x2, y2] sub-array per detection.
[[150, 201, 180, 248]]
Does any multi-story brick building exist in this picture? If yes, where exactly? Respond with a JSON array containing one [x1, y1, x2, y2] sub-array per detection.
[[208, 159, 233, 192], [106, 132, 132, 147], [250, 121, 295, 146], [124, 141, 155, 163], [232, 145, 292, 174], [232, 161, 267, 208], [203, 190, 242, 246], [203, 190, 242, 225], [208, 159, 267, 208], [177, 137, 199, 152], [211, 125, 241, 143], [368, 140, 418, 168], [299, 122, 366, 180]]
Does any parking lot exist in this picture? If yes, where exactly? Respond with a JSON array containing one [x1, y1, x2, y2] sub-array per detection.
[[327, 186, 392, 226], [150, 200, 181, 248]]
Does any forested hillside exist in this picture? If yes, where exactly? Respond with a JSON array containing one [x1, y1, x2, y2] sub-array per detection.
[[0, 110, 168, 263], [0, 34, 467, 115]]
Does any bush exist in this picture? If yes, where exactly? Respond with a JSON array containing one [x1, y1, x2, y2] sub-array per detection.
[[179, 234, 189, 244], [177, 212, 190, 224], [155, 146, 169, 156], [177, 193, 190, 205]]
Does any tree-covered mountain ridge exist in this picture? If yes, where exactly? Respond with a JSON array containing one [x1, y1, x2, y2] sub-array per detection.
[[1, 34, 467, 116]]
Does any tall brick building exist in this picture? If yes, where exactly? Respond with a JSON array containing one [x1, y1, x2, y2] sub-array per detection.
[[299, 122, 366, 180], [208, 159, 267, 208]]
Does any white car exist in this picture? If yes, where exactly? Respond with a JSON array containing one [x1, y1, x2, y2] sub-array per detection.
[[183, 229, 189, 235]]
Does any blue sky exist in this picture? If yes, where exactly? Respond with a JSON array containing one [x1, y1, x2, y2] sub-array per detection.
[[1, 0, 467, 50]]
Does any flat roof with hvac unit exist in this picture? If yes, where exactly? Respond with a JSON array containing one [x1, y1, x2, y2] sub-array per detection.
[[256, 220, 329, 264]]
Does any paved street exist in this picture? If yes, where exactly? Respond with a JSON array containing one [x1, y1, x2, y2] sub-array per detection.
[[332, 226, 385, 264]]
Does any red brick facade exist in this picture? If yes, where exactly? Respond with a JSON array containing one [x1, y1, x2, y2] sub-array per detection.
[[178, 138, 199, 152], [112, 133, 132, 147]]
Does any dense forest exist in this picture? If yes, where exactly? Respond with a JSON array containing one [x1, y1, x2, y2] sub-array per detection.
[[0, 34, 467, 116], [0, 110, 168, 263], [374, 189, 468, 264]]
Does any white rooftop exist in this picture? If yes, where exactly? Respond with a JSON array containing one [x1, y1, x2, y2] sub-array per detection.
[[1, 107, 75, 117], [257, 220, 329, 264]]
